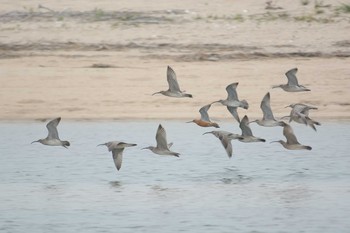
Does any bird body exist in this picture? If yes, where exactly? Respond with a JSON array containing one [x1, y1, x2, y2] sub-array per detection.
[[239, 115, 266, 143], [31, 117, 70, 148], [142, 124, 180, 157], [212, 82, 248, 123], [98, 141, 137, 171], [272, 68, 310, 92], [251, 92, 285, 127], [152, 66, 192, 98], [271, 123, 312, 150], [188, 104, 219, 128]]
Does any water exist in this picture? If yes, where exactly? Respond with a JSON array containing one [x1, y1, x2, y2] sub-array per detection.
[[1, 120, 350, 233]]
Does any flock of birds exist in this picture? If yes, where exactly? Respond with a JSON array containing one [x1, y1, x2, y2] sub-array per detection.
[[31, 66, 320, 172]]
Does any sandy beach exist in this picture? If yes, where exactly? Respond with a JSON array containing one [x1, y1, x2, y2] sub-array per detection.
[[1, 0, 349, 121]]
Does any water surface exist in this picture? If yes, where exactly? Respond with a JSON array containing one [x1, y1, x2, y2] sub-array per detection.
[[1, 121, 349, 233]]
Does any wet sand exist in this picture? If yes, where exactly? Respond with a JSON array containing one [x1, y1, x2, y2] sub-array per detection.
[[1, 0, 349, 121]]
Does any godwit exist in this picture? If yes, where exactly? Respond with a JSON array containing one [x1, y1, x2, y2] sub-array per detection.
[[285, 103, 320, 131], [152, 66, 193, 98], [250, 92, 285, 127], [239, 115, 266, 143], [31, 117, 70, 148], [142, 124, 180, 157], [212, 82, 249, 123], [98, 141, 137, 171], [187, 104, 219, 128], [271, 122, 312, 150], [272, 68, 310, 92], [203, 130, 243, 158]]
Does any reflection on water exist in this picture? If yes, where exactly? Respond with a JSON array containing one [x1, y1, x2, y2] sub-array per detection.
[[0, 121, 350, 233]]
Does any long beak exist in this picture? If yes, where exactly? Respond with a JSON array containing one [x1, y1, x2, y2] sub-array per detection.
[[141, 147, 148, 150], [31, 140, 39, 144], [249, 120, 257, 124], [270, 141, 279, 144], [280, 115, 290, 119], [210, 100, 220, 105], [152, 92, 161, 96], [202, 132, 212, 135], [97, 143, 105, 147], [186, 120, 193, 123]]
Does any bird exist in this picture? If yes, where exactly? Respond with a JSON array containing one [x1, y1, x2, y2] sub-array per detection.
[[284, 103, 320, 131], [152, 66, 193, 98], [271, 122, 312, 150], [250, 92, 285, 127], [212, 82, 249, 123], [238, 115, 266, 143], [142, 124, 180, 157], [31, 117, 70, 148], [203, 130, 243, 158], [98, 141, 137, 171], [272, 68, 310, 92], [187, 104, 219, 128]]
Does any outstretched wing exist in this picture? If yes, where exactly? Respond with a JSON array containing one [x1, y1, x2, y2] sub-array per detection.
[[283, 124, 299, 145], [167, 66, 181, 92], [46, 117, 61, 139], [261, 92, 275, 120], [156, 124, 169, 150], [285, 68, 299, 86], [225, 83, 239, 101], [112, 148, 124, 171], [199, 104, 211, 122], [227, 106, 240, 123], [239, 115, 253, 137], [218, 134, 232, 158]]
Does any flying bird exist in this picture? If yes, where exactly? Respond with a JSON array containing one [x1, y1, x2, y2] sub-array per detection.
[[271, 122, 312, 150], [250, 92, 285, 127], [284, 103, 320, 131], [238, 115, 266, 143], [31, 117, 70, 148], [152, 66, 193, 98], [187, 104, 219, 128], [272, 68, 310, 92], [142, 124, 180, 157], [203, 130, 243, 158], [212, 82, 249, 123], [98, 141, 137, 171]]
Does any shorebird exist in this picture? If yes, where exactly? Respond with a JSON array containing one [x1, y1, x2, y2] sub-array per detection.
[[212, 82, 249, 123], [203, 130, 243, 158], [239, 115, 266, 143], [272, 68, 310, 92], [152, 66, 193, 98], [31, 117, 70, 148], [98, 141, 137, 171], [284, 103, 320, 131], [250, 92, 285, 127], [271, 122, 312, 150], [142, 124, 180, 157], [187, 104, 219, 128]]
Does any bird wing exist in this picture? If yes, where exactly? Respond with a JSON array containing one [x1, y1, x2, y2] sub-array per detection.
[[226, 106, 240, 123], [240, 115, 253, 136], [218, 134, 233, 158], [112, 148, 124, 171], [156, 124, 169, 150], [261, 92, 275, 120], [199, 104, 211, 122], [166, 66, 181, 92], [46, 117, 61, 139], [225, 83, 239, 101], [283, 124, 299, 145], [285, 68, 299, 86]]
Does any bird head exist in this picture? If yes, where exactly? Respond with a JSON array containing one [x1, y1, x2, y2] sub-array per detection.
[[240, 100, 249, 109]]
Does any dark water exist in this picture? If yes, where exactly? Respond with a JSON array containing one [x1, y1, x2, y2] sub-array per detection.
[[1, 121, 349, 233]]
